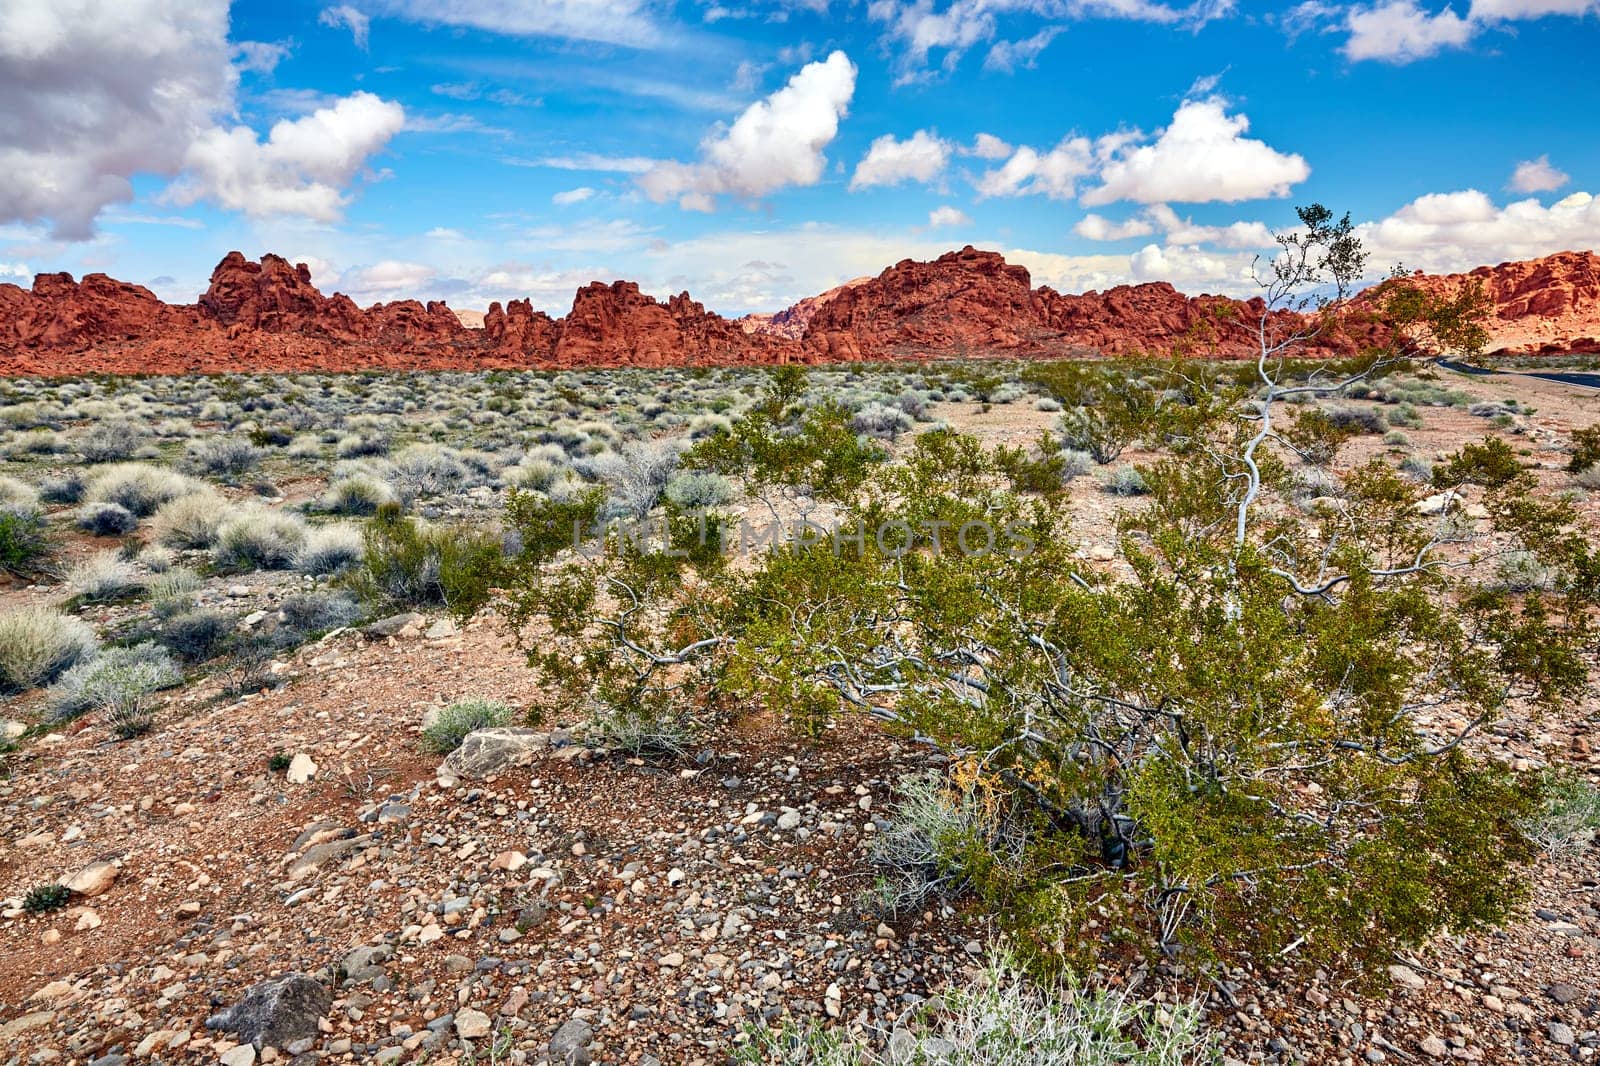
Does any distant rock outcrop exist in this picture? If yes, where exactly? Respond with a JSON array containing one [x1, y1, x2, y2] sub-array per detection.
[[0, 247, 1592, 375]]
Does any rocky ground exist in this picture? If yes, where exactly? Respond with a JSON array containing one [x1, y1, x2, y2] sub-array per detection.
[[2, 368, 1598, 1066]]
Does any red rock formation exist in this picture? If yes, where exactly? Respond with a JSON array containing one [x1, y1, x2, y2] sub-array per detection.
[[1365, 250, 1600, 354], [0, 247, 1591, 376]]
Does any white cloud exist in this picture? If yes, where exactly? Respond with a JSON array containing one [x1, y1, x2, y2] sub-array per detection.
[[1357, 188, 1600, 273], [983, 26, 1062, 71], [0, 0, 235, 240], [553, 186, 597, 205], [869, 0, 1232, 82], [526, 153, 657, 173], [373, 0, 664, 47], [638, 51, 857, 210], [1342, 0, 1473, 61], [0, 261, 30, 279], [850, 131, 952, 190], [1469, 0, 1597, 19], [169, 92, 406, 222], [928, 205, 973, 226], [234, 40, 292, 74], [426, 227, 465, 239], [1073, 212, 1157, 240], [975, 138, 1094, 200], [1339, 0, 1595, 62], [1509, 155, 1570, 194], [319, 5, 372, 47], [1083, 97, 1309, 206], [343, 260, 437, 297], [969, 133, 1014, 160]]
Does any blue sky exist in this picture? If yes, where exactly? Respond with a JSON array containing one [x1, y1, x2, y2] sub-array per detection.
[[2, 0, 1597, 316]]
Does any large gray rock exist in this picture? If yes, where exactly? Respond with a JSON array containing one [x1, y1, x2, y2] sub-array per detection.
[[547, 1017, 593, 1066], [443, 728, 548, 780], [205, 973, 330, 1050]]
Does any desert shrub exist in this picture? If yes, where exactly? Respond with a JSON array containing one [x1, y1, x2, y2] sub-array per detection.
[[687, 413, 733, 439], [1494, 549, 1555, 592], [49, 642, 181, 718], [591, 702, 695, 756], [335, 430, 392, 458], [103, 688, 156, 739], [320, 475, 397, 516], [5, 429, 66, 457], [65, 552, 141, 601], [0, 476, 38, 511], [1034, 397, 1062, 412], [1325, 405, 1387, 434], [663, 471, 735, 510], [1289, 466, 1343, 502], [1388, 402, 1425, 429], [79, 419, 151, 463], [592, 440, 681, 519], [0, 506, 54, 575], [1568, 425, 1600, 474], [1400, 453, 1434, 482], [286, 434, 323, 459], [1382, 430, 1411, 447], [179, 437, 262, 479], [22, 884, 72, 914], [278, 590, 363, 636], [422, 697, 513, 753], [349, 507, 506, 619], [159, 609, 234, 662], [736, 953, 1212, 1066], [293, 523, 365, 576], [852, 402, 914, 441], [1524, 771, 1600, 857], [1576, 466, 1600, 492], [1101, 465, 1148, 496], [0, 606, 99, 691], [868, 774, 1004, 917], [388, 443, 468, 500], [38, 472, 86, 505], [76, 501, 139, 537], [148, 567, 201, 618], [213, 507, 307, 571], [505, 457, 565, 493], [84, 463, 198, 517]]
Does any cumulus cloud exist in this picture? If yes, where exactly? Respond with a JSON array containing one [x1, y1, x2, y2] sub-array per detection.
[[1340, 0, 1595, 63], [850, 131, 952, 190], [319, 5, 372, 47], [169, 92, 406, 221], [1083, 98, 1309, 205], [638, 51, 857, 210], [234, 40, 292, 74], [975, 138, 1094, 199], [553, 186, 597, 205], [1509, 155, 1570, 194], [1357, 188, 1600, 273], [373, 0, 664, 47], [928, 205, 973, 226], [343, 260, 438, 297], [1073, 212, 1157, 240], [969, 133, 1014, 160], [0, 0, 235, 240], [1342, 0, 1472, 61]]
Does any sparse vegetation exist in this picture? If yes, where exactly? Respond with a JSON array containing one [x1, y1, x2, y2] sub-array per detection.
[[0, 606, 99, 692], [422, 697, 514, 753]]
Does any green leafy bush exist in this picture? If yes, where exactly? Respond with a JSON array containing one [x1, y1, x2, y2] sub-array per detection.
[[0, 506, 54, 576], [422, 697, 513, 753], [22, 884, 72, 914], [350, 506, 507, 619]]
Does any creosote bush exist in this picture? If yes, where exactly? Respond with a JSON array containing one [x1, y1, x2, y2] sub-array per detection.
[[422, 697, 513, 753], [505, 209, 1595, 978]]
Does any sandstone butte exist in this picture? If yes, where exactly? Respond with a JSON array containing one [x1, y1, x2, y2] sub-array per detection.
[[1, 246, 1595, 377]]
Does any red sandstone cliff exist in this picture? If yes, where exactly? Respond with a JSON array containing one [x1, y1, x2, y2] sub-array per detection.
[[0, 247, 1592, 375]]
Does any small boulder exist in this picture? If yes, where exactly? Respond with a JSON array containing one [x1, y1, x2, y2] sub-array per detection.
[[547, 1017, 593, 1066], [64, 861, 118, 898], [205, 973, 330, 1050], [455, 1009, 492, 1040], [285, 753, 317, 784], [365, 613, 423, 639], [443, 728, 548, 780]]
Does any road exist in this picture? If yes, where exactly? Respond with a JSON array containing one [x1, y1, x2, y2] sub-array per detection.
[[1438, 359, 1600, 390]]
